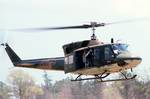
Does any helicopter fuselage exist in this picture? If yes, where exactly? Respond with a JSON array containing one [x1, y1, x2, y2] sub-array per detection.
[[63, 40, 142, 75], [2, 39, 142, 76]]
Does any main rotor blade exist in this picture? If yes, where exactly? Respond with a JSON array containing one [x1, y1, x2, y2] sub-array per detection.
[[9, 17, 150, 32], [11, 23, 105, 32], [106, 17, 150, 25]]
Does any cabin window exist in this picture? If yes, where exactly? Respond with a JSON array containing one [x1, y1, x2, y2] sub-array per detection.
[[68, 55, 73, 64], [94, 45, 114, 66], [65, 57, 68, 64], [94, 47, 105, 66], [112, 44, 128, 51], [112, 44, 128, 55], [104, 46, 114, 60], [74, 51, 85, 69], [65, 55, 74, 65]]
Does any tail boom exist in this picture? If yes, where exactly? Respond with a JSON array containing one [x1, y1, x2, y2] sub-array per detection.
[[15, 58, 64, 70], [3, 43, 64, 70]]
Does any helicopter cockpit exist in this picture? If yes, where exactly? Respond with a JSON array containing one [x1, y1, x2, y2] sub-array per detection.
[[112, 43, 130, 58]]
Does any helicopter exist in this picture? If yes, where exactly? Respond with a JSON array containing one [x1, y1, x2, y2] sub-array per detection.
[[1, 22, 142, 82]]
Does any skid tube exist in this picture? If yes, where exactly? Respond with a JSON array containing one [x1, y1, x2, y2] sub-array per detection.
[[71, 72, 137, 82]]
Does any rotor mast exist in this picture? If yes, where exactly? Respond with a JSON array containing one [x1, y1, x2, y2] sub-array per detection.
[[91, 22, 97, 40]]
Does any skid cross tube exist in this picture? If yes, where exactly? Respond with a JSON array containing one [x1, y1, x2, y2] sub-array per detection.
[[71, 71, 110, 82]]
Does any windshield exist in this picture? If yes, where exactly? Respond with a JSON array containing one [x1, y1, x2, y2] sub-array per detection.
[[112, 44, 128, 54]]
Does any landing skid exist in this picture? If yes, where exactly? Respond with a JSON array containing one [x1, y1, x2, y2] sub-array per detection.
[[71, 72, 137, 82], [97, 75, 137, 82]]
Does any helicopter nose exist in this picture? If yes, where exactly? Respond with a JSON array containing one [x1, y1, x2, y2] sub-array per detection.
[[124, 57, 142, 63], [117, 57, 142, 68]]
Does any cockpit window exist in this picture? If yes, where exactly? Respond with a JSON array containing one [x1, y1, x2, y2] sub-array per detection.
[[112, 44, 128, 51]]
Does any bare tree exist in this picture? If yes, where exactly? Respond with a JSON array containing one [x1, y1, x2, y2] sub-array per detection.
[[7, 69, 43, 99], [113, 72, 150, 99], [41, 71, 53, 99], [0, 81, 11, 99]]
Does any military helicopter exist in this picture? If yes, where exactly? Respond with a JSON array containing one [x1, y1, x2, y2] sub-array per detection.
[[1, 22, 142, 82]]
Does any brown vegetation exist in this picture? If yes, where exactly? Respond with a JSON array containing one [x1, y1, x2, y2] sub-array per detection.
[[0, 70, 150, 99]]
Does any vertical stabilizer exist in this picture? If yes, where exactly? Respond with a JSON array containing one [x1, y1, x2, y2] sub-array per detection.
[[4, 43, 21, 64]]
